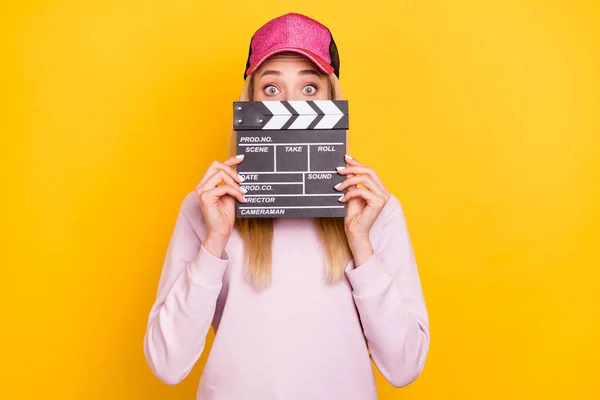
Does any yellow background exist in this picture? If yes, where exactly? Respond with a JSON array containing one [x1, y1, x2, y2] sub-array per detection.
[[1, 0, 599, 398]]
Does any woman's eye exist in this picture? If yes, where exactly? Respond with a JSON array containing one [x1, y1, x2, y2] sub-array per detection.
[[302, 85, 317, 95], [264, 85, 280, 95]]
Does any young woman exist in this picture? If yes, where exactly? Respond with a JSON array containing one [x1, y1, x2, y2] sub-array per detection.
[[144, 12, 430, 400]]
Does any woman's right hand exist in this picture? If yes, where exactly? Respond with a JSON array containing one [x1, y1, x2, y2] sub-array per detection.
[[196, 155, 246, 251]]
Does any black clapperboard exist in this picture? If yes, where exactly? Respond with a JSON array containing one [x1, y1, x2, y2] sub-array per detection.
[[233, 100, 349, 218]]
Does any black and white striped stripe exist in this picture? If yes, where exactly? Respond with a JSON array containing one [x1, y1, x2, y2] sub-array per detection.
[[234, 100, 348, 130]]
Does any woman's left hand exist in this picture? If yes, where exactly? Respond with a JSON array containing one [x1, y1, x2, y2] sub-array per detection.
[[335, 155, 391, 240]]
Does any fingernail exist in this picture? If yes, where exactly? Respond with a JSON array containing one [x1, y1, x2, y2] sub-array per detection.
[[238, 174, 245, 182], [338, 194, 345, 202], [236, 154, 245, 159], [334, 182, 342, 190], [336, 166, 346, 171], [345, 154, 353, 160], [240, 186, 248, 194]]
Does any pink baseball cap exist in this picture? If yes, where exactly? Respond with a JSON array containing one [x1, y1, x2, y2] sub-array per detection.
[[244, 13, 340, 80]]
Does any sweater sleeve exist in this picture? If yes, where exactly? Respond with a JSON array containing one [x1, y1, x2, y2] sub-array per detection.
[[344, 195, 430, 388], [143, 196, 228, 385]]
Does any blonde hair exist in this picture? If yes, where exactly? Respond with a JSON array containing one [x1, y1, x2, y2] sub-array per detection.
[[229, 71, 352, 290]]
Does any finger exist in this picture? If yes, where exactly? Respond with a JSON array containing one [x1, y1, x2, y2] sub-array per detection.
[[344, 154, 362, 166], [336, 165, 387, 194], [205, 158, 245, 186], [335, 175, 385, 196], [198, 170, 247, 195], [344, 154, 364, 187], [200, 183, 246, 204], [338, 188, 386, 208], [197, 158, 245, 189], [344, 173, 358, 192], [338, 187, 376, 204], [224, 154, 245, 167], [334, 154, 358, 191]]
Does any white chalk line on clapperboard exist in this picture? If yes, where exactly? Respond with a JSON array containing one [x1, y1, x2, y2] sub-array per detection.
[[243, 194, 341, 197], [239, 171, 338, 174], [238, 206, 344, 209], [237, 142, 344, 146]]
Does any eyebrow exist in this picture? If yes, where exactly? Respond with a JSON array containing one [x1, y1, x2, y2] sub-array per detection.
[[260, 70, 282, 78], [298, 69, 320, 77]]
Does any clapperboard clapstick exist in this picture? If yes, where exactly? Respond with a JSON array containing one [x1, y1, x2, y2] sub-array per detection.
[[234, 100, 349, 218]]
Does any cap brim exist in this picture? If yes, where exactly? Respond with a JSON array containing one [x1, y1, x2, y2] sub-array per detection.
[[246, 47, 334, 77]]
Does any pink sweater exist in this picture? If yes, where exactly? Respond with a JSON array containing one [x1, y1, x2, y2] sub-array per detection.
[[144, 191, 430, 399]]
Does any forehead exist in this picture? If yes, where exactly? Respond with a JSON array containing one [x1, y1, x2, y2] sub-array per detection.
[[255, 53, 321, 72]]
